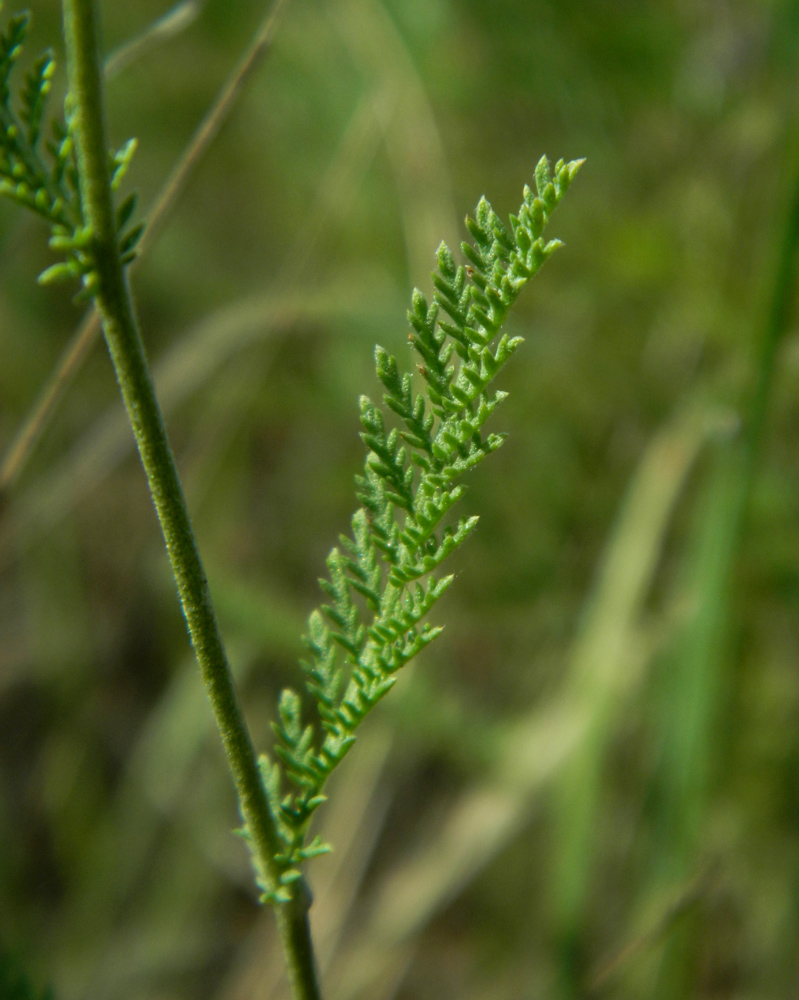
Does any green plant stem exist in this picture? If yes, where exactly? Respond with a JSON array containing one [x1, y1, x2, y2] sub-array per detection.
[[60, 3, 321, 998]]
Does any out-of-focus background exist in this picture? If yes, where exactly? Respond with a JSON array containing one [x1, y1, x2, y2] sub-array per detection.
[[2, 0, 799, 997]]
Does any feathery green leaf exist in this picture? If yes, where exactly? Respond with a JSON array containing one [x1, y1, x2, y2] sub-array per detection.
[[0, 7, 144, 290], [242, 158, 583, 903]]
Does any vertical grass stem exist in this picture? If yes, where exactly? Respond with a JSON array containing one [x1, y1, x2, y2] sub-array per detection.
[[60, 2, 322, 997]]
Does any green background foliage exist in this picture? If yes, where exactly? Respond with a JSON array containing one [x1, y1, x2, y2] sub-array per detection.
[[1, 0, 799, 997]]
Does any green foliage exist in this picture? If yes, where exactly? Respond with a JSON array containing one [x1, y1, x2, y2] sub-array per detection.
[[0, 951, 52, 1000], [247, 157, 583, 903], [5, 0, 799, 994], [0, 5, 142, 297]]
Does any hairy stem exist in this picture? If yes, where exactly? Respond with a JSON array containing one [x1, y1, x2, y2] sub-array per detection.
[[60, 2, 321, 997]]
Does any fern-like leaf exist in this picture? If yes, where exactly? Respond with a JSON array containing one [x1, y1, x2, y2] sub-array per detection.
[[0, 7, 144, 291], [242, 157, 583, 904]]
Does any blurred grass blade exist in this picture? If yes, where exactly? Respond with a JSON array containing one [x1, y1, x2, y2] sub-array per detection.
[[328, 0, 458, 279], [587, 867, 716, 993], [0, 279, 396, 565], [639, 132, 799, 999], [548, 409, 735, 997], [643, 442, 744, 998], [104, 1, 203, 80]]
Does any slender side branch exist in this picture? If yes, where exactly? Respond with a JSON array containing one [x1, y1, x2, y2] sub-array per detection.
[[59, 2, 321, 998], [0, 0, 287, 496]]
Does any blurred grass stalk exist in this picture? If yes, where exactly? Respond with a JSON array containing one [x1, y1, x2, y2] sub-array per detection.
[[549, 409, 733, 998], [644, 132, 799, 999], [550, 130, 799, 998], [0, 282, 392, 569], [103, 0, 204, 80]]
